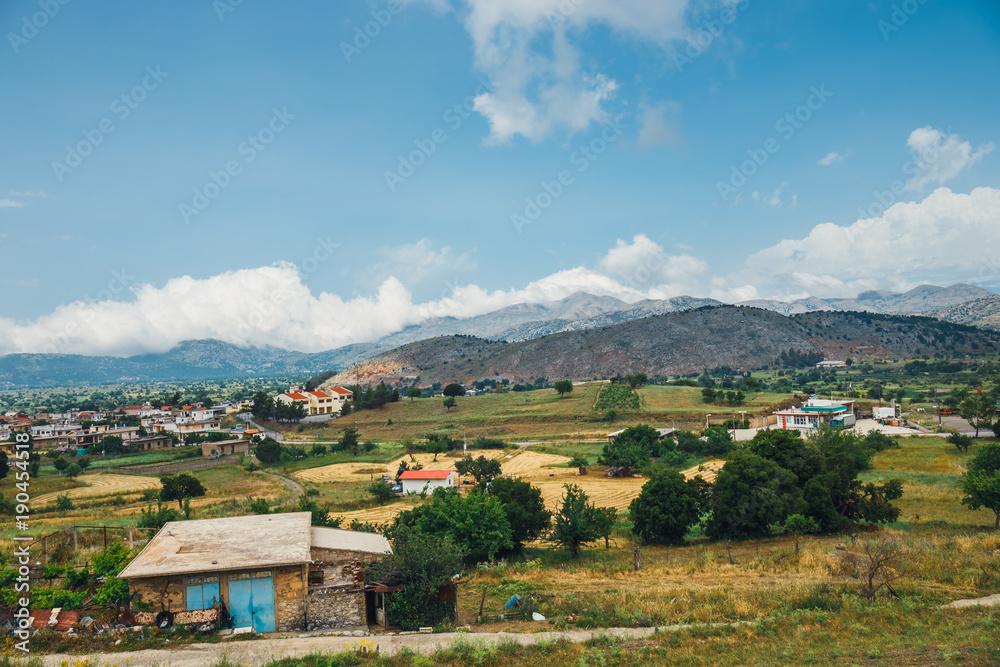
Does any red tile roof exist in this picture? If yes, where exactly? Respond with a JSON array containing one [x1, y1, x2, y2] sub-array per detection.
[[399, 470, 453, 480], [308, 390, 331, 398], [328, 387, 352, 395], [286, 392, 309, 400]]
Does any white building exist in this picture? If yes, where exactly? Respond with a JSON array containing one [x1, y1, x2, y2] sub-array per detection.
[[398, 470, 455, 495], [774, 399, 856, 430]]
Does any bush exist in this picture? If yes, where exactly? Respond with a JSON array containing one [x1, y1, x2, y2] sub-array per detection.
[[138, 501, 181, 530], [490, 477, 551, 551], [707, 450, 805, 540], [55, 494, 74, 511], [366, 479, 396, 504], [255, 438, 283, 465], [948, 433, 974, 453], [630, 469, 709, 545]]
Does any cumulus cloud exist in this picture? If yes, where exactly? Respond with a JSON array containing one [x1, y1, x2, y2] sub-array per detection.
[[4, 188, 997, 356], [817, 151, 847, 166], [461, 0, 690, 143], [733, 186, 1000, 299], [0, 199, 25, 208], [637, 101, 683, 149], [904, 126, 994, 192]]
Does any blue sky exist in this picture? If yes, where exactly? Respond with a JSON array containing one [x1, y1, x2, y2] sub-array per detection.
[[1, 0, 998, 355]]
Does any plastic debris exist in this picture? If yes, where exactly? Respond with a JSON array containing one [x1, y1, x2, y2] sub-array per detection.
[[532, 612, 545, 621]]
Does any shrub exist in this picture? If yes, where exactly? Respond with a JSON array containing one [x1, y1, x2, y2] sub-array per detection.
[[631, 469, 709, 545], [55, 494, 74, 511]]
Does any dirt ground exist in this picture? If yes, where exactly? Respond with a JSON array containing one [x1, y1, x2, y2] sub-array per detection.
[[37, 624, 679, 667], [325, 456, 724, 524]]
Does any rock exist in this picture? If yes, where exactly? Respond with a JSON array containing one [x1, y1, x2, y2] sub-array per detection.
[[352, 630, 366, 636], [532, 612, 545, 621]]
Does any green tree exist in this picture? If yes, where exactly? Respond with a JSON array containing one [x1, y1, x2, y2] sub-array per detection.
[[569, 453, 589, 474], [91, 435, 125, 455], [365, 525, 464, 630], [55, 494, 74, 511], [443, 383, 466, 397], [415, 488, 512, 561], [948, 433, 974, 453], [64, 462, 83, 479], [250, 391, 274, 420], [961, 442, 1000, 529], [338, 426, 360, 454], [489, 478, 551, 551], [592, 506, 618, 549], [599, 428, 653, 474], [53, 457, 69, 474], [553, 380, 574, 397], [366, 479, 396, 504], [297, 496, 342, 528], [406, 387, 422, 402], [0, 450, 6, 481], [255, 438, 283, 465], [702, 425, 735, 456], [426, 438, 449, 462], [960, 387, 996, 438], [455, 454, 502, 485], [548, 484, 605, 558], [630, 469, 709, 545], [443, 396, 456, 412], [159, 473, 207, 510], [707, 450, 806, 540]]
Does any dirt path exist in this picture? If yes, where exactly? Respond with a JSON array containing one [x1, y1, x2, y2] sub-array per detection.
[[262, 470, 305, 501], [943, 593, 1000, 609], [39, 623, 735, 667]]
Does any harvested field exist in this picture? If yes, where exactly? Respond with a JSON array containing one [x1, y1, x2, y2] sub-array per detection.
[[33, 474, 161, 506], [334, 458, 726, 523], [294, 450, 564, 485]]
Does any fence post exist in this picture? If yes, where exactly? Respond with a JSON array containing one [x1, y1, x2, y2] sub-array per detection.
[[128, 527, 134, 548], [103, 526, 107, 549], [72, 526, 78, 550], [41, 536, 47, 566]]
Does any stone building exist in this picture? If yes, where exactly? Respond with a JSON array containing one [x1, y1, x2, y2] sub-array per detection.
[[117, 512, 391, 633]]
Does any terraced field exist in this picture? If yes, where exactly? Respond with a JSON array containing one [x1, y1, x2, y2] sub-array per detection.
[[33, 474, 161, 506]]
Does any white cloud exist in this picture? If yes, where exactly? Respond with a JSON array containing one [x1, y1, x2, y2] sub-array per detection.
[[904, 126, 994, 192], [752, 182, 796, 208], [734, 186, 1000, 299], [637, 101, 683, 149], [0, 199, 25, 208], [817, 151, 847, 166], [371, 238, 475, 285], [461, 0, 690, 143], [5, 188, 998, 356]]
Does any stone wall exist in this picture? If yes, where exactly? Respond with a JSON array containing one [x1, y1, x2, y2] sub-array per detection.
[[129, 575, 185, 612], [306, 585, 365, 630], [273, 565, 307, 632], [310, 547, 385, 586]]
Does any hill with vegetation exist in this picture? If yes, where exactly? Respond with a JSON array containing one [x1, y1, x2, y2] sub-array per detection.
[[327, 306, 1000, 385]]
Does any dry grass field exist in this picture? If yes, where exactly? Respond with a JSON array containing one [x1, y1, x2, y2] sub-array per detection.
[[32, 474, 161, 506]]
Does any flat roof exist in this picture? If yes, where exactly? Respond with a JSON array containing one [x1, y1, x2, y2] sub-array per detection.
[[311, 527, 391, 555], [801, 405, 849, 413], [119, 512, 312, 579]]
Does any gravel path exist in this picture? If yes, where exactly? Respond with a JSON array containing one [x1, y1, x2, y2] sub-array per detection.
[[38, 624, 726, 667]]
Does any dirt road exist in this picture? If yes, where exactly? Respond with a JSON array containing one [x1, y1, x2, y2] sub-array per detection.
[[38, 624, 720, 667]]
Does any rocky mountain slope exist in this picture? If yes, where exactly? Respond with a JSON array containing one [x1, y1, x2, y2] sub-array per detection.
[[326, 306, 1000, 386]]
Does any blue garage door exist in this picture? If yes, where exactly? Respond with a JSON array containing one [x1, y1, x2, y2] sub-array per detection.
[[228, 571, 275, 633]]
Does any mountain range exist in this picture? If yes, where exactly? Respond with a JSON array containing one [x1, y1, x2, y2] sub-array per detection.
[[325, 306, 1000, 387], [0, 283, 995, 387]]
